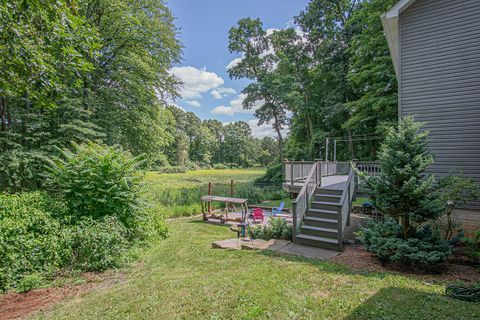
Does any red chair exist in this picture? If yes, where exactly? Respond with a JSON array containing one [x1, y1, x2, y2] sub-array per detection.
[[252, 208, 264, 224]]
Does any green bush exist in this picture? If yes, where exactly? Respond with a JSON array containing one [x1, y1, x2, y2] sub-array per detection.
[[254, 162, 283, 185], [158, 166, 187, 174], [358, 218, 452, 269], [46, 142, 143, 230], [16, 273, 44, 293], [213, 163, 228, 170], [0, 192, 68, 291], [67, 217, 129, 271], [463, 230, 480, 261], [249, 218, 292, 241]]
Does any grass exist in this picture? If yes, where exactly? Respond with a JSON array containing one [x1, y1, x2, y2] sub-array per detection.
[[144, 168, 266, 190], [36, 217, 480, 320], [143, 168, 292, 218], [352, 197, 370, 206]]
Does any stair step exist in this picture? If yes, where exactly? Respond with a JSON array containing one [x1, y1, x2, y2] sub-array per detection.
[[311, 201, 341, 212], [312, 201, 341, 207], [295, 233, 339, 251], [307, 208, 337, 216], [304, 216, 338, 228], [300, 225, 338, 238], [315, 194, 342, 203], [316, 188, 343, 196]]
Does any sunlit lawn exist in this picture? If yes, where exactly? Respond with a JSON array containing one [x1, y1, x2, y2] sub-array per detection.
[[144, 168, 266, 191], [143, 168, 293, 218], [36, 217, 480, 320]]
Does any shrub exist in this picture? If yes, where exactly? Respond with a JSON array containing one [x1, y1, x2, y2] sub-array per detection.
[[46, 142, 143, 230], [249, 218, 292, 241], [16, 273, 44, 293], [254, 162, 283, 185], [358, 218, 452, 269], [67, 217, 129, 271], [0, 192, 68, 291], [463, 230, 480, 261], [158, 166, 187, 174], [434, 174, 480, 240], [213, 163, 228, 170]]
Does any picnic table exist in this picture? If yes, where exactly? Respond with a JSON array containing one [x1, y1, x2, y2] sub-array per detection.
[[201, 195, 249, 223]]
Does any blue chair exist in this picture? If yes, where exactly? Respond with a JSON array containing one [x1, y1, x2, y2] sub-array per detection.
[[271, 201, 285, 217]]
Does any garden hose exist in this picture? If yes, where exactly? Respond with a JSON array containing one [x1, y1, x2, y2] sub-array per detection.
[[445, 284, 480, 303]]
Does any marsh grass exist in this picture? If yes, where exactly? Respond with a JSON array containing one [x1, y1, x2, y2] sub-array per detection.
[[143, 169, 289, 218]]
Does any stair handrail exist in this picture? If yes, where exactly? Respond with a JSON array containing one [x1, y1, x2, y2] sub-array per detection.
[[292, 162, 320, 240], [336, 163, 356, 250]]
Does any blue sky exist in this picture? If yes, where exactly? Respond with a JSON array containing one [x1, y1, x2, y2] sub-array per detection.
[[168, 0, 309, 137]]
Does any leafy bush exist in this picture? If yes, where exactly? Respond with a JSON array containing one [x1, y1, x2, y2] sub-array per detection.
[[249, 218, 292, 241], [46, 142, 143, 230], [254, 162, 283, 185], [463, 230, 480, 261], [358, 218, 452, 268], [158, 166, 187, 174], [434, 174, 480, 240], [0, 192, 68, 291], [16, 273, 44, 293], [213, 163, 228, 170], [67, 217, 129, 271]]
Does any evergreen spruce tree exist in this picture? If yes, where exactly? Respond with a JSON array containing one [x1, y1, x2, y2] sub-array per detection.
[[360, 116, 444, 239]]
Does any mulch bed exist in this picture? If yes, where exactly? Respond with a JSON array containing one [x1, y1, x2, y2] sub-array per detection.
[[332, 244, 480, 283], [0, 272, 125, 320]]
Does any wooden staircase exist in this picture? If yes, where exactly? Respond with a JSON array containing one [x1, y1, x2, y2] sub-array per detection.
[[295, 188, 343, 251], [290, 161, 355, 252]]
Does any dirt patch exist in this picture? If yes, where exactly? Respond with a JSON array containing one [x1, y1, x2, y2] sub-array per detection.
[[332, 244, 480, 283], [0, 272, 125, 320]]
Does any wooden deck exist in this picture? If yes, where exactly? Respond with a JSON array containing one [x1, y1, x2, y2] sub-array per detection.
[[283, 175, 348, 194]]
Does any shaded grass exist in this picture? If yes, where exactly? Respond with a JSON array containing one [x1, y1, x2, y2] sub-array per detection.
[[36, 218, 480, 320], [352, 197, 370, 206]]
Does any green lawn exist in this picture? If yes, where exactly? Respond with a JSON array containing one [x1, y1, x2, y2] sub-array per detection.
[[37, 218, 480, 320]]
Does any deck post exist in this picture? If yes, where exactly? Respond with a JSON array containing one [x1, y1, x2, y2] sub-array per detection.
[[208, 182, 212, 213], [292, 201, 297, 242], [290, 162, 294, 186]]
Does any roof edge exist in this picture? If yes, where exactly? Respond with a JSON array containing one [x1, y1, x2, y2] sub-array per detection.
[[381, 0, 418, 78]]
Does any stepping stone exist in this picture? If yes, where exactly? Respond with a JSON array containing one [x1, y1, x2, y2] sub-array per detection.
[[212, 238, 247, 250], [275, 243, 340, 260], [241, 239, 290, 251]]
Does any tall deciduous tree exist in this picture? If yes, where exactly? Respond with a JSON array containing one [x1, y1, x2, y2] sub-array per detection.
[[228, 18, 287, 161]]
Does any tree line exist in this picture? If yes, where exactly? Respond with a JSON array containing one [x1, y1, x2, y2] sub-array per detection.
[[228, 0, 399, 162], [0, 0, 278, 192]]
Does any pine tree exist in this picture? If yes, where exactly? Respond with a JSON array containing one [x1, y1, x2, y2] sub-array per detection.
[[360, 116, 444, 239]]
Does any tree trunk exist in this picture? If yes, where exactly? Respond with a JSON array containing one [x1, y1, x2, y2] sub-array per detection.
[[0, 97, 6, 132], [401, 215, 410, 240], [274, 126, 284, 162], [348, 128, 354, 159], [273, 112, 284, 162]]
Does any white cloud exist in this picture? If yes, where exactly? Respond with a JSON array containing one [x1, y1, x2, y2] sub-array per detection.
[[185, 100, 201, 108], [248, 119, 289, 139], [211, 87, 236, 99], [170, 66, 224, 99], [210, 90, 223, 99], [211, 106, 235, 116], [217, 87, 236, 95], [226, 57, 242, 70], [211, 94, 259, 116]]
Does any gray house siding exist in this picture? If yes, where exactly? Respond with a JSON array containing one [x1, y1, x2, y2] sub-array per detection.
[[399, 0, 480, 209]]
